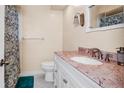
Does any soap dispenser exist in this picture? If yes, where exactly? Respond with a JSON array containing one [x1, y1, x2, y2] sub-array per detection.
[[116, 47, 124, 66]]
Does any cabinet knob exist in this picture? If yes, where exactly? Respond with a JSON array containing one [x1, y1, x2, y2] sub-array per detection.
[[63, 79, 68, 84], [54, 85, 57, 88], [55, 70, 57, 72]]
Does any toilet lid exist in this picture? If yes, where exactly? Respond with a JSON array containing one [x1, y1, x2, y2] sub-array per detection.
[[41, 62, 54, 67]]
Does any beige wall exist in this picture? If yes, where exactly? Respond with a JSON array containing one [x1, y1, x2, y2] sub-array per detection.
[[63, 5, 124, 52], [20, 6, 63, 73]]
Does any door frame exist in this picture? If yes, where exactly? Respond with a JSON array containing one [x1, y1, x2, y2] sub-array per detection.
[[0, 5, 5, 88]]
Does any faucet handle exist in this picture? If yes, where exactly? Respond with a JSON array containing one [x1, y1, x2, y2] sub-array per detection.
[[105, 54, 113, 62], [100, 53, 103, 60]]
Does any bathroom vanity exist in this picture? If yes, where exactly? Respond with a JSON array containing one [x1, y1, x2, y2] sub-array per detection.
[[53, 50, 124, 88], [54, 54, 101, 88]]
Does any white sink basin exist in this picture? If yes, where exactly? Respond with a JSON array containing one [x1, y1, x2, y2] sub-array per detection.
[[70, 57, 103, 65]]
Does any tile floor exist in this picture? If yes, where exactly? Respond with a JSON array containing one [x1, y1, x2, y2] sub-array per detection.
[[34, 74, 54, 88]]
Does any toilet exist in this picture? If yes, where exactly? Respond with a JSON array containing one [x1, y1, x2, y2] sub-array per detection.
[[41, 61, 54, 82]]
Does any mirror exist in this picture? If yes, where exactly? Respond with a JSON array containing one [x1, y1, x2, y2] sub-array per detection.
[[89, 5, 124, 28]]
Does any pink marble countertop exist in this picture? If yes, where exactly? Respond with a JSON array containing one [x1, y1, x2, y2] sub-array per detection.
[[55, 51, 124, 88]]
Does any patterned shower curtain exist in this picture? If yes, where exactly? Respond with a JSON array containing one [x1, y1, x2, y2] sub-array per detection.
[[4, 5, 20, 88]]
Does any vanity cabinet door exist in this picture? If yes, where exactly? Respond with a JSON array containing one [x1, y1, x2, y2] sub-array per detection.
[[54, 59, 71, 88], [54, 60, 62, 88], [59, 69, 72, 88], [59, 63, 78, 88], [53, 61, 59, 88]]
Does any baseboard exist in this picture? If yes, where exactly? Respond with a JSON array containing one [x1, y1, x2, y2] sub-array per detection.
[[20, 70, 44, 76]]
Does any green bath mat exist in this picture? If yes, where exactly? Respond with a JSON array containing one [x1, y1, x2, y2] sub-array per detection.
[[16, 76, 34, 88]]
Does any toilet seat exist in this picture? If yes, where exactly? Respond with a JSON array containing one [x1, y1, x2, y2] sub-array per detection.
[[41, 62, 54, 70], [42, 62, 54, 67]]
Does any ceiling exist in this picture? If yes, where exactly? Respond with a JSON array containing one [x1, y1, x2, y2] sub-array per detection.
[[50, 5, 67, 10]]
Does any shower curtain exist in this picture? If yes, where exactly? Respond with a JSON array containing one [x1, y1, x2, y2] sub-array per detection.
[[4, 5, 20, 88]]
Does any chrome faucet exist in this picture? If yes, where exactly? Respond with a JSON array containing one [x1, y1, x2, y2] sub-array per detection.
[[89, 48, 103, 60]]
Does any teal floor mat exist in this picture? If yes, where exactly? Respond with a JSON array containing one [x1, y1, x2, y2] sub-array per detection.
[[15, 76, 34, 88]]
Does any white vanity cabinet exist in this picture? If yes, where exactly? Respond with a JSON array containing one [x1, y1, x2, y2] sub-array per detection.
[[54, 55, 101, 88], [54, 58, 78, 88]]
